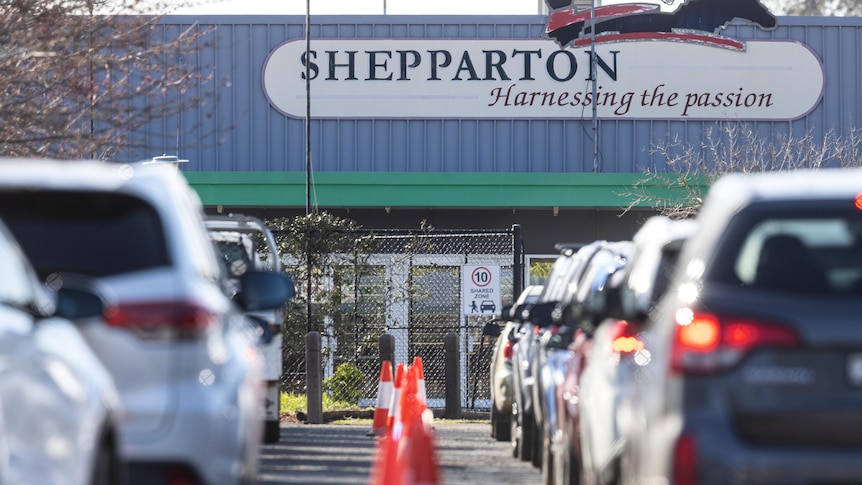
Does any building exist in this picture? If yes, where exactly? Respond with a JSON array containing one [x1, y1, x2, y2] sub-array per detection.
[[131, 7, 860, 268]]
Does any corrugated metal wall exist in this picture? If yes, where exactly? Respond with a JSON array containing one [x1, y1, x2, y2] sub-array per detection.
[[133, 15, 862, 175]]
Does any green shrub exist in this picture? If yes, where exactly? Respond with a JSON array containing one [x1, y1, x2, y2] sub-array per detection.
[[322, 362, 365, 405]]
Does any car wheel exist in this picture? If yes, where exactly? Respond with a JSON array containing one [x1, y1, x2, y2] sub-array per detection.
[[91, 430, 124, 485], [495, 415, 512, 442], [492, 405, 512, 442], [568, 436, 582, 485], [532, 419, 543, 468], [263, 419, 281, 443], [520, 410, 535, 462], [491, 405, 498, 439]]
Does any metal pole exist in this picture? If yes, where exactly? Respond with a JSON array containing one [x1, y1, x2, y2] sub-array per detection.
[[305, 0, 312, 215], [512, 224, 523, 299], [590, 0, 599, 172], [305, 0, 313, 333]]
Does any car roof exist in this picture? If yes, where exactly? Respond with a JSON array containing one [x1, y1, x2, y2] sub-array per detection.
[[710, 169, 862, 203], [0, 158, 219, 279]]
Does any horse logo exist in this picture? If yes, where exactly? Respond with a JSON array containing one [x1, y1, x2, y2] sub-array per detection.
[[546, 0, 777, 51]]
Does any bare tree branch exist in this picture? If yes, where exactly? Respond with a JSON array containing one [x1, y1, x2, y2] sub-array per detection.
[[621, 122, 862, 219], [0, 0, 217, 159]]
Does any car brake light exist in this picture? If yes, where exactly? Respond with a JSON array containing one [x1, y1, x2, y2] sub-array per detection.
[[673, 433, 697, 485], [671, 309, 800, 374], [503, 339, 514, 360], [609, 320, 644, 354], [103, 300, 217, 339]]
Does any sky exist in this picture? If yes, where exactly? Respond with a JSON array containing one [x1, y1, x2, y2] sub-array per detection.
[[167, 0, 791, 16], [169, 0, 548, 15]]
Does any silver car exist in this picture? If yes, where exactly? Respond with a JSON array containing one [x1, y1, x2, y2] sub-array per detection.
[[576, 216, 696, 485], [488, 285, 544, 442], [0, 159, 294, 485], [0, 219, 124, 485]]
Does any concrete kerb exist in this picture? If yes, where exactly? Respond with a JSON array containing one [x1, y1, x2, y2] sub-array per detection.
[[288, 409, 490, 424]]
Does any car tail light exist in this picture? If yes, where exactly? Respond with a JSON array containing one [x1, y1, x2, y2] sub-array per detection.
[[503, 339, 514, 360], [103, 300, 217, 339], [673, 433, 697, 485], [609, 320, 644, 354], [671, 308, 800, 374]]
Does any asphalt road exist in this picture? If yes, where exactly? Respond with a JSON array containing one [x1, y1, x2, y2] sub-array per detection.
[[257, 419, 541, 484]]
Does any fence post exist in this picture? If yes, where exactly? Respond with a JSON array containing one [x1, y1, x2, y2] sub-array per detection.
[[379, 333, 395, 370], [444, 332, 462, 419], [306, 331, 323, 424], [512, 223, 524, 299]]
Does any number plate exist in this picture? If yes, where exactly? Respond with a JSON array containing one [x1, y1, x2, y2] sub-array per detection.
[[847, 354, 862, 386]]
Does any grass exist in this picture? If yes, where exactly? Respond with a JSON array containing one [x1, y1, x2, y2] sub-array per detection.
[[280, 392, 370, 414]]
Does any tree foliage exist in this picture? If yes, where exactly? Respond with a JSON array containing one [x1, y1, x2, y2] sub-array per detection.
[[0, 0, 214, 159], [624, 122, 862, 219], [267, 211, 378, 334]]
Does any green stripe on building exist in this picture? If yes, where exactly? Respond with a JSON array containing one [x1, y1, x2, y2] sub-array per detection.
[[183, 172, 702, 209]]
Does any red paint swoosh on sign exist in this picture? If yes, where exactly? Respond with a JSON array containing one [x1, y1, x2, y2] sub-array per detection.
[[571, 31, 745, 51], [547, 4, 658, 32]]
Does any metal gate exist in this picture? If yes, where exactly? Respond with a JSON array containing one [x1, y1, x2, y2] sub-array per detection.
[[278, 225, 524, 411]]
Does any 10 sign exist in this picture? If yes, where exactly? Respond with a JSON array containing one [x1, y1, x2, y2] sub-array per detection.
[[462, 265, 501, 315]]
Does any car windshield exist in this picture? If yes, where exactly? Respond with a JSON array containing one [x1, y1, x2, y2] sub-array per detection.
[[0, 191, 169, 279], [212, 236, 253, 280]]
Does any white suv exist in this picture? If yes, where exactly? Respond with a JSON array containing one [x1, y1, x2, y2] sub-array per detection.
[[0, 159, 295, 485], [205, 214, 286, 443]]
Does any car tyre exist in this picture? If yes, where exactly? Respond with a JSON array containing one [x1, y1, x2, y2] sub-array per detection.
[[91, 429, 124, 485], [263, 419, 281, 443], [520, 410, 535, 462], [492, 406, 512, 442], [532, 419, 543, 468], [495, 416, 512, 442]]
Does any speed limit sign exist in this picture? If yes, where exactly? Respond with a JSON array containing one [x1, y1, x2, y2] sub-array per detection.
[[462, 265, 501, 315]]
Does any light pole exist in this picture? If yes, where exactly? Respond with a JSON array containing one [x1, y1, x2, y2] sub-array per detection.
[[305, 0, 314, 333]]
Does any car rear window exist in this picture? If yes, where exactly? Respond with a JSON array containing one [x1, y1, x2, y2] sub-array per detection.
[[712, 204, 862, 296], [0, 191, 169, 278]]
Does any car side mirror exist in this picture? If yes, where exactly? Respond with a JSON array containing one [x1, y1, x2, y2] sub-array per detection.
[[54, 286, 105, 320], [236, 271, 296, 312], [482, 321, 502, 337]]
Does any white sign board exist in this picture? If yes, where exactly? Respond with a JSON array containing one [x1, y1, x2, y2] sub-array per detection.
[[262, 38, 824, 121], [462, 265, 501, 316]]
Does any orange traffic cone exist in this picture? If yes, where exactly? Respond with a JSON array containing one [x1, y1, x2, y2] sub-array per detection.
[[370, 429, 404, 485], [387, 363, 407, 431], [396, 366, 441, 485], [411, 356, 427, 405], [368, 360, 394, 437]]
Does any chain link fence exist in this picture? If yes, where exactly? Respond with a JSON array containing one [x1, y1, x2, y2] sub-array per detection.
[[275, 225, 524, 411]]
